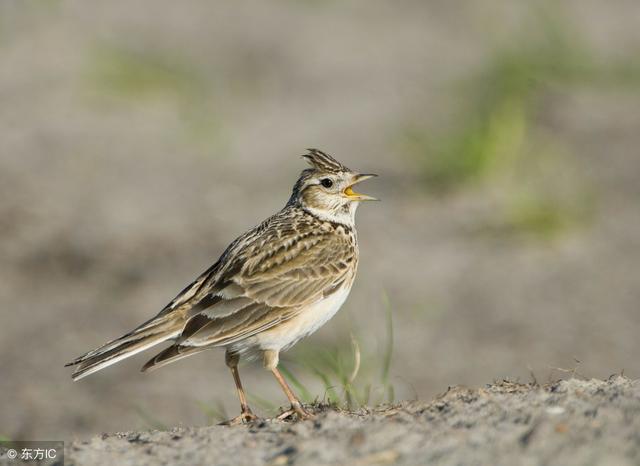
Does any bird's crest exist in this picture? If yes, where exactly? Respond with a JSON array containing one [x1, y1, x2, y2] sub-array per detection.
[[302, 149, 350, 173]]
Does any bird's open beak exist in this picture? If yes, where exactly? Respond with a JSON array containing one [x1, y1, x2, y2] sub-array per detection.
[[343, 173, 379, 201]]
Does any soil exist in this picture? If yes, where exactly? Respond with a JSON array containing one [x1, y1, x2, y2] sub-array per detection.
[[65, 377, 640, 466]]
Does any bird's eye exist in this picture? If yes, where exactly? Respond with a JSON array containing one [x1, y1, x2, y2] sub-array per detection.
[[320, 178, 334, 188]]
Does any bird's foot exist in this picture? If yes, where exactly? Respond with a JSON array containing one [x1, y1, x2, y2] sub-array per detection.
[[276, 404, 314, 421], [219, 410, 260, 426]]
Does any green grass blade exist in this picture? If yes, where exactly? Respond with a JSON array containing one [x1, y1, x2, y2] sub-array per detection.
[[196, 400, 228, 424], [279, 364, 313, 403], [381, 291, 394, 386], [246, 393, 277, 413], [133, 406, 168, 431], [312, 368, 339, 403]]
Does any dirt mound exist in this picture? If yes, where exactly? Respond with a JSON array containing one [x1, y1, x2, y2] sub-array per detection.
[[66, 376, 639, 466]]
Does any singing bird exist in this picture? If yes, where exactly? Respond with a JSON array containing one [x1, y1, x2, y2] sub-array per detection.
[[66, 149, 377, 423]]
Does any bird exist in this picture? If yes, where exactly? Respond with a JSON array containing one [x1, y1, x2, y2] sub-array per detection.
[[65, 149, 377, 423]]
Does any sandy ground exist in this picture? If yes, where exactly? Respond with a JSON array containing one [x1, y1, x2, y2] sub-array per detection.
[[63, 377, 640, 466]]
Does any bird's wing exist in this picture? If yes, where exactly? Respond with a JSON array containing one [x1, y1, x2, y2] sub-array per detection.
[[173, 217, 356, 347]]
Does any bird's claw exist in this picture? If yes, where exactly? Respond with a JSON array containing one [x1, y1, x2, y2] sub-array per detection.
[[276, 404, 314, 421], [219, 410, 260, 426]]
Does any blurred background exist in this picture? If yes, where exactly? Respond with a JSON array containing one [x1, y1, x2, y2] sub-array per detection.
[[1, 0, 639, 441]]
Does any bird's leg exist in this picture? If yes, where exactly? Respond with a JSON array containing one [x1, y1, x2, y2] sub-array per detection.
[[263, 349, 313, 421], [219, 350, 259, 425]]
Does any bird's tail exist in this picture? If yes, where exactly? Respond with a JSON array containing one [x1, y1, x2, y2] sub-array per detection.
[[65, 314, 182, 381], [141, 344, 209, 373]]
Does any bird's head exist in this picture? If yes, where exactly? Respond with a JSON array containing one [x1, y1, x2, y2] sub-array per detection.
[[288, 149, 378, 225]]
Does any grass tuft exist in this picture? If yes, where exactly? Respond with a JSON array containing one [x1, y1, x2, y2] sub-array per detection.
[[85, 43, 222, 149], [279, 293, 397, 408], [87, 45, 207, 102], [198, 296, 396, 418], [403, 3, 639, 238]]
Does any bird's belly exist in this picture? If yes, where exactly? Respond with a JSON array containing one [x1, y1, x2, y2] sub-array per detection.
[[254, 285, 352, 352]]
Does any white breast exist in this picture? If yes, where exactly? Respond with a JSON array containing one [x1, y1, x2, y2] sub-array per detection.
[[254, 285, 352, 352]]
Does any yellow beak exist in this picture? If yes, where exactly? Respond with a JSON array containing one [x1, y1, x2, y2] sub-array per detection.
[[343, 174, 378, 201]]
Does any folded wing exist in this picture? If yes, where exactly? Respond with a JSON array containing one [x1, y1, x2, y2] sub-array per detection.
[[142, 218, 355, 371]]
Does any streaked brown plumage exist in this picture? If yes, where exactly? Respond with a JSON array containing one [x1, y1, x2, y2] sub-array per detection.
[[66, 149, 377, 422]]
